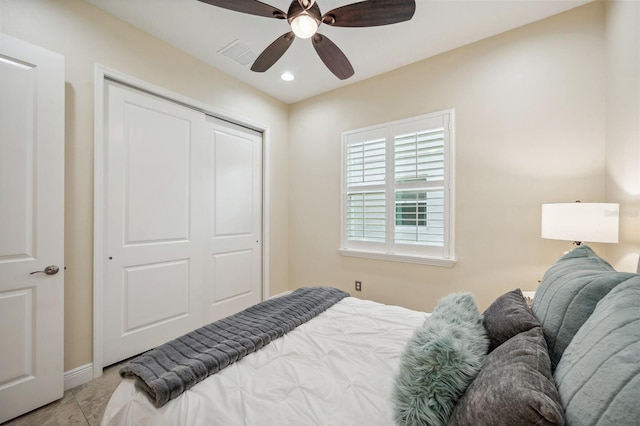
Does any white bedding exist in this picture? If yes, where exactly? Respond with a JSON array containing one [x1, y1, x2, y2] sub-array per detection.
[[101, 296, 428, 426]]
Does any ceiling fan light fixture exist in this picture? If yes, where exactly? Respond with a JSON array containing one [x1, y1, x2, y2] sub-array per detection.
[[198, 0, 416, 78], [290, 13, 318, 39]]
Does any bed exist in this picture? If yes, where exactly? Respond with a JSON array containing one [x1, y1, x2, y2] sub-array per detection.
[[102, 245, 640, 426], [101, 294, 429, 426]]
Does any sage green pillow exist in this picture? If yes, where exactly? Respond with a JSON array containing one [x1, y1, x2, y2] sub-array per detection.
[[532, 245, 635, 370], [554, 277, 640, 426]]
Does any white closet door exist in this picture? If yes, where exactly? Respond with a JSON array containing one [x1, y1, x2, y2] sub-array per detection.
[[205, 117, 262, 322], [0, 34, 64, 422], [101, 81, 263, 366], [103, 81, 207, 366]]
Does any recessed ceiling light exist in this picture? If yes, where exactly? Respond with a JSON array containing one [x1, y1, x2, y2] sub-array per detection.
[[281, 72, 295, 82]]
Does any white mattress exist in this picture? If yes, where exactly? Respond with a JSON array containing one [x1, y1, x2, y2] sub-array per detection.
[[101, 296, 428, 426]]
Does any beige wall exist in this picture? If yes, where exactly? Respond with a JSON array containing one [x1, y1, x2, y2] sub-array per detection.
[[0, 0, 290, 370], [2, 0, 635, 373], [288, 3, 607, 313], [604, 0, 640, 271]]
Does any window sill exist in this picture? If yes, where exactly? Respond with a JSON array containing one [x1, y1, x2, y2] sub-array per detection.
[[338, 248, 457, 267]]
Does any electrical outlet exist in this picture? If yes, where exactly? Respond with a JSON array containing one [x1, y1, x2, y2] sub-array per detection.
[[355, 281, 362, 291]]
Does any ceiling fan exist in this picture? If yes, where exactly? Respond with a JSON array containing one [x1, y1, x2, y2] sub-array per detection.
[[197, 0, 416, 80]]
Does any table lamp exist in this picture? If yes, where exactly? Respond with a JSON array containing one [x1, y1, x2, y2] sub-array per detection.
[[541, 202, 619, 246]]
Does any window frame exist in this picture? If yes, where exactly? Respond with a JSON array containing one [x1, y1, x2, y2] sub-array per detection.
[[339, 109, 456, 267]]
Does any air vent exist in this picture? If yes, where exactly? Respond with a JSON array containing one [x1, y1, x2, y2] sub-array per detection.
[[218, 40, 258, 67]]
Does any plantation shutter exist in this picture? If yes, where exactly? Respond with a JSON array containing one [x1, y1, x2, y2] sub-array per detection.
[[341, 110, 454, 263], [346, 191, 385, 242], [393, 125, 445, 247], [346, 138, 385, 186], [345, 135, 386, 242], [394, 129, 444, 184]]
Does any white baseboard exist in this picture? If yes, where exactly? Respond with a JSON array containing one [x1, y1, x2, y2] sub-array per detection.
[[64, 363, 94, 391], [267, 290, 292, 299]]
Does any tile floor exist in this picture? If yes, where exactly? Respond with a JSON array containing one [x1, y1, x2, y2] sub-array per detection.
[[3, 362, 125, 426]]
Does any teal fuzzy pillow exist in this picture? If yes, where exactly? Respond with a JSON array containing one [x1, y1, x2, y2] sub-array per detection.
[[393, 293, 488, 426], [433, 292, 485, 332]]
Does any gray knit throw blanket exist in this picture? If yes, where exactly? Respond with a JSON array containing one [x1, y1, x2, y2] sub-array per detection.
[[119, 286, 349, 407]]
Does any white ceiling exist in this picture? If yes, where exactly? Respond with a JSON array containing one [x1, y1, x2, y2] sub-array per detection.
[[86, 0, 592, 104]]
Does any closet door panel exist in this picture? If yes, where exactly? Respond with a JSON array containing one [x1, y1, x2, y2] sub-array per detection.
[[206, 117, 262, 321], [103, 81, 206, 366]]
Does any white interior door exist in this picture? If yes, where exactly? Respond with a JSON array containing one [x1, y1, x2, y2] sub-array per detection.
[[206, 117, 262, 322], [102, 81, 263, 366], [0, 34, 65, 423]]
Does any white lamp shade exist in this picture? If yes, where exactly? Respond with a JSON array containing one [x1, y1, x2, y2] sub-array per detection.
[[291, 14, 318, 39], [541, 203, 619, 243]]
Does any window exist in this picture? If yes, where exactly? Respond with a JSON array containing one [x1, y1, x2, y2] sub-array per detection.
[[339, 110, 455, 266]]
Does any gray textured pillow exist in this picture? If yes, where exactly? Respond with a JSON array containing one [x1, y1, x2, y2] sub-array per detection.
[[532, 245, 635, 370], [449, 327, 565, 426], [483, 288, 540, 352], [393, 293, 488, 426], [554, 277, 640, 426]]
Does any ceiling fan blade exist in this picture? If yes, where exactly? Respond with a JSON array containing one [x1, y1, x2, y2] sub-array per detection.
[[251, 32, 295, 72], [322, 0, 415, 27], [312, 34, 354, 80], [197, 0, 286, 19]]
